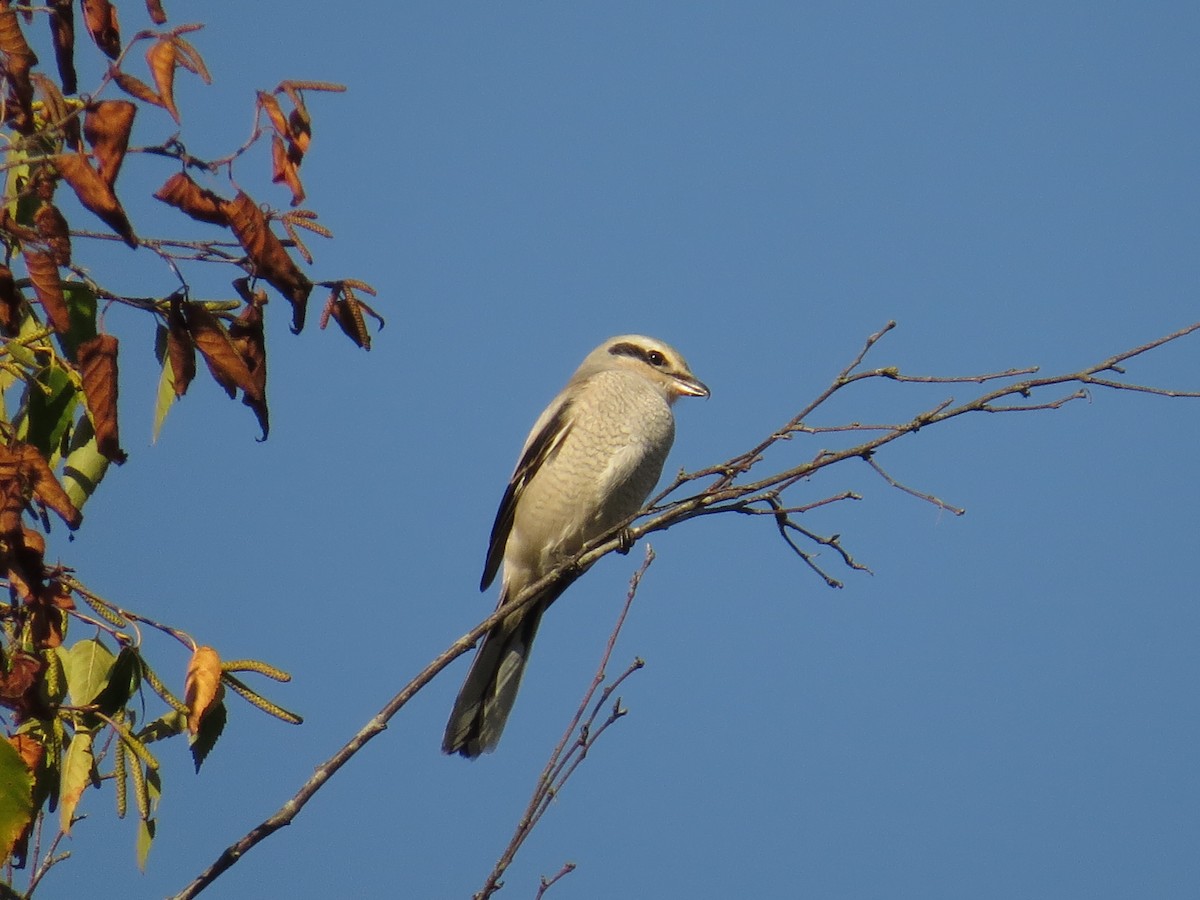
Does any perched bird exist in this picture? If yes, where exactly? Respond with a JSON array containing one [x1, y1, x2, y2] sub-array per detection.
[[442, 335, 709, 757]]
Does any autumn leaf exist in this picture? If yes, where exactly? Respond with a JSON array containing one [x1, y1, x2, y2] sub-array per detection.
[[0, 735, 35, 864], [110, 67, 165, 110], [223, 191, 312, 332], [48, 0, 77, 95], [77, 334, 127, 464], [258, 91, 289, 138], [22, 248, 68, 333], [84, 100, 137, 188], [145, 37, 180, 123], [228, 300, 268, 438], [0, 4, 37, 132], [165, 299, 195, 396], [153, 171, 229, 226], [184, 646, 223, 735], [59, 730, 96, 835], [53, 152, 137, 247], [81, 0, 120, 59], [0, 264, 23, 335], [0, 442, 84, 530], [271, 134, 305, 206], [180, 301, 259, 402], [0, 650, 42, 710], [145, 0, 167, 25], [34, 202, 71, 266]]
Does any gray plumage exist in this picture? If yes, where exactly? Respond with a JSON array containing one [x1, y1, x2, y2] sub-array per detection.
[[442, 335, 708, 757]]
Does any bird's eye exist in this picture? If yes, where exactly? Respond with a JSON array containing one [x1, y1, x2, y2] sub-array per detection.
[[646, 350, 666, 367]]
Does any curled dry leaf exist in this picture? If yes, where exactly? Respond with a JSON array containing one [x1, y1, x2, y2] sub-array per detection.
[[145, 37, 180, 123], [49, 0, 77, 95], [9, 733, 45, 774], [22, 248, 69, 333], [258, 91, 289, 138], [165, 299, 195, 396], [0, 442, 81, 531], [145, 0, 167, 25], [77, 334, 127, 464], [227, 301, 268, 438], [0, 4, 37, 132], [110, 67, 165, 110], [223, 192, 312, 332], [184, 645, 223, 735], [84, 100, 137, 188], [34, 202, 71, 266], [271, 134, 305, 206], [0, 650, 42, 709], [168, 35, 210, 84], [180, 301, 256, 400], [53, 152, 137, 247], [153, 171, 228, 226], [287, 107, 311, 158], [0, 264, 22, 335], [81, 0, 120, 59]]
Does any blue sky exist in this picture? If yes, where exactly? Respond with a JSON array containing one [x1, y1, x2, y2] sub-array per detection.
[[24, 2, 1200, 898]]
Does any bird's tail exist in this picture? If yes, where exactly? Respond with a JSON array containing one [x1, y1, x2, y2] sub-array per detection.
[[442, 599, 549, 758]]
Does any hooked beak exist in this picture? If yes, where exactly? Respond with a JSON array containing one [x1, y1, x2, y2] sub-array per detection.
[[673, 375, 710, 399]]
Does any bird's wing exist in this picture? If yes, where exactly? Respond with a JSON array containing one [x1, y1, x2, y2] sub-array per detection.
[[480, 397, 576, 592]]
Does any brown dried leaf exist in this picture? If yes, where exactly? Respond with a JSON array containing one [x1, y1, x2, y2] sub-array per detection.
[[48, 0, 77, 95], [53, 152, 137, 247], [0, 447, 24, 536], [18, 444, 82, 529], [184, 646, 222, 735], [22, 249, 68, 333], [34, 202, 71, 266], [258, 91, 289, 138], [110, 67, 165, 109], [0, 650, 42, 708], [153, 171, 228, 226], [145, 0, 166, 25], [84, 100, 136, 188], [0, 264, 22, 335], [287, 107, 311, 158], [180, 301, 255, 400], [9, 733, 44, 774], [77, 333, 126, 464], [145, 37, 179, 123], [81, 0, 120, 59], [222, 192, 312, 332], [328, 293, 370, 351], [166, 299, 195, 396], [6, 527, 45, 607], [227, 301, 268, 438], [0, 4, 37, 132], [270, 135, 305, 207]]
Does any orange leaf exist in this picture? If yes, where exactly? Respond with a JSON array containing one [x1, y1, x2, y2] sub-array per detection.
[[110, 67, 165, 109], [22, 249, 68, 333], [53, 152, 137, 247], [168, 35, 210, 84], [166, 299, 195, 396], [145, 37, 179, 123], [0, 650, 42, 708], [81, 0, 120, 59], [181, 301, 256, 400], [17, 443, 82, 529], [223, 192, 312, 332], [0, 264, 21, 335], [184, 646, 223, 735], [270, 134, 305, 206], [153, 171, 229, 226], [145, 0, 166, 25], [9, 733, 44, 774], [84, 100, 136, 188], [258, 91, 289, 138], [287, 107, 311, 158], [49, 0, 77, 95], [33, 202, 71, 266], [77, 334, 126, 464]]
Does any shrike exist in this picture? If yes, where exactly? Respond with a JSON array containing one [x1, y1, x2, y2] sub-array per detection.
[[442, 335, 709, 757]]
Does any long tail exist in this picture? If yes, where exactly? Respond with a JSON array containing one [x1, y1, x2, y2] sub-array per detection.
[[442, 600, 548, 757]]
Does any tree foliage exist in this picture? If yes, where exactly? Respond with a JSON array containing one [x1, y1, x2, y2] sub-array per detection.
[[0, 1, 380, 889]]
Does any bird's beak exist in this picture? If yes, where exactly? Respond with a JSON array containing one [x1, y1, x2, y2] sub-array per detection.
[[673, 375, 710, 399]]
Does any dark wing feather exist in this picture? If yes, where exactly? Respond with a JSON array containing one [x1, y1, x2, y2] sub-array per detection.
[[480, 399, 575, 591]]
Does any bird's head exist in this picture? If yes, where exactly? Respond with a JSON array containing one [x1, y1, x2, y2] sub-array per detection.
[[583, 334, 710, 403]]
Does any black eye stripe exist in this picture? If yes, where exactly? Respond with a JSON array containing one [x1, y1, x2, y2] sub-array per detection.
[[608, 341, 669, 367]]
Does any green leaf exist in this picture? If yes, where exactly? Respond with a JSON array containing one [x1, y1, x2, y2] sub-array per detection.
[[189, 699, 227, 772], [137, 709, 187, 745], [152, 353, 177, 443], [61, 637, 116, 707], [0, 736, 35, 863], [58, 729, 96, 835], [94, 647, 142, 716], [62, 414, 111, 511], [22, 359, 78, 464], [56, 283, 98, 363], [136, 815, 156, 871]]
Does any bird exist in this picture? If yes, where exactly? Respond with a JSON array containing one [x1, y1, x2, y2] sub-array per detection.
[[442, 334, 709, 757]]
